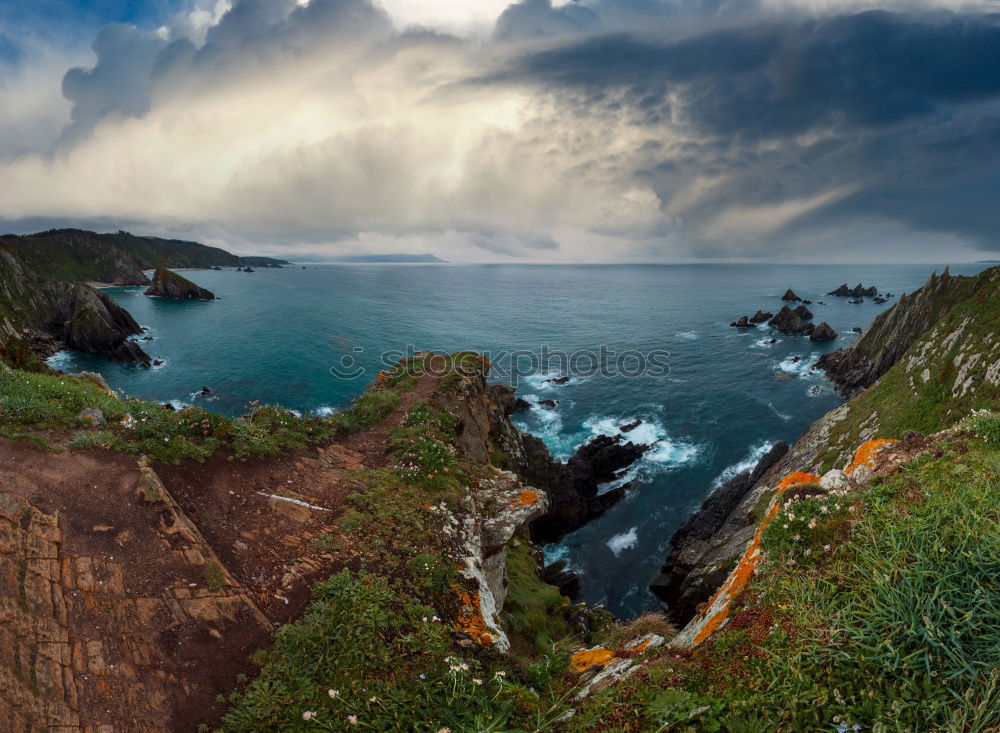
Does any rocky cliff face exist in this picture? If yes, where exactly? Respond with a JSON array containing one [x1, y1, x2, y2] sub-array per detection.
[[656, 265, 1000, 625], [145, 268, 216, 300], [817, 268, 971, 397], [0, 250, 150, 365]]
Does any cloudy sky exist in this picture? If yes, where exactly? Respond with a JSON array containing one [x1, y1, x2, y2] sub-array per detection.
[[1, 0, 999, 261]]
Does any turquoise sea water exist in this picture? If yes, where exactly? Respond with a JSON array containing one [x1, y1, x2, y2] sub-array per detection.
[[48, 263, 987, 616]]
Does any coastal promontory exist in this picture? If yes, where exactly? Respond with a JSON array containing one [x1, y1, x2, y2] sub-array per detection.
[[144, 267, 216, 300]]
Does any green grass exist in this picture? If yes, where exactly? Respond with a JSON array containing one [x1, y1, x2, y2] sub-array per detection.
[[501, 540, 573, 651], [0, 364, 401, 463], [571, 438, 1000, 732]]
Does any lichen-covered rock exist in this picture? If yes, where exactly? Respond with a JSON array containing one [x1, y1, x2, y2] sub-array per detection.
[[819, 468, 848, 491], [144, 268, 215, 299]]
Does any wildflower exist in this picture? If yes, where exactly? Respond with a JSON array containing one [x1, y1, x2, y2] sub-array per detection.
[[823, 544, 832, 552], [436, 729, 451, 733], [793, 534, 801, 541], [348, 715, 358, 725], [419, 674, 426, 680], [804, 548, 812, 556], [787, 559, 796, 566], [302, 711, 315, 721], [422, 617, 428, 622], [369, 696, 377, 703], [783, 524, 789, 529], [473, 678, 482, 685], [328, 689, 339, 698]]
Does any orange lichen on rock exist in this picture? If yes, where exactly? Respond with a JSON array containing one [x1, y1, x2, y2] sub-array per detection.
[[685, 470, 821, 646], [845, 439, 897, 474], [775, 471, 822, 491], [453, 587, 494, 646], [515, 490, 540, 506], [570, 648, 617, 673]]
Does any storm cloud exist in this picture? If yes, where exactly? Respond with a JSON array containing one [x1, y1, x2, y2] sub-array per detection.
[[1, 0, 999, 261]]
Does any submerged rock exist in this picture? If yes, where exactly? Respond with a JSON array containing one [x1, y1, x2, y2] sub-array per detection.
[[543, 376, 571, 385], [729, 315, 756, 328], [144, 268, 215, 300]]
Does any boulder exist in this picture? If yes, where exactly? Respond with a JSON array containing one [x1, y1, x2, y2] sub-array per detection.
[[538, 399, 558, 408], [781, 289, 802, 301], [749, 310, 773, 323], [619, 419, 642, 433], [793, 305, 813, 320], [873, 296, 886, 304], [819, 469, 849, 491], [809, 322, 837, 342], [511, 397, 532, 413], [77, 407, 106, 426], [144, 268, 215, 300]]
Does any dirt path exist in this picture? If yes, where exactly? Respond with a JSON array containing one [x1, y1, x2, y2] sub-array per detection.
[[0, 368, 443, 732]]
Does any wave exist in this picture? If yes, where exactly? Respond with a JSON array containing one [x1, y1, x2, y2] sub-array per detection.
[[312, 406, 337, 417], [775, 353, 821, 379], [542, 542, 583, 575], [519, 372, 586, 392], [673, 330, 698, 341], [44, 350, 74, 370], [752, 336, 780, 348], [606, 527, 638, 557], [712, 440, 775, 488]]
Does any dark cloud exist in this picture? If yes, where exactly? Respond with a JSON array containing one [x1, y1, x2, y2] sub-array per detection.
[[60, 23, 165, 145], [506, 11, 1000, 138]]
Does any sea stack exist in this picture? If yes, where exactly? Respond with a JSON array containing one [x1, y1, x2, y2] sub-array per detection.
[[144, 268, 215, 300]]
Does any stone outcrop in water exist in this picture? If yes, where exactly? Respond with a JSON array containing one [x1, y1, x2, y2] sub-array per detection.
[[145, 268, 215, 300], [749, 310, 772, 323], [809, 322, 837, 342], [729, 315, 755, 328], [781, 289, 802, 301], [828, 283, 878, 297], [767, 305, 813, 335]]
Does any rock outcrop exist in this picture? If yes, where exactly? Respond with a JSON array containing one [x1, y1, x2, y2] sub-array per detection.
[[144, 268, 215, 300], [781, 289, 802, 301], [0, 250, 150, 365], [809, 322, 837, 342], [729, 315, 756, 328], [515, 430, 651, 543], [749, 310, 772, 323], [767, 305, 813, 335], [650, 442, 788, 624], [818, 268, 967, 397], [828, 283, 878, 297]]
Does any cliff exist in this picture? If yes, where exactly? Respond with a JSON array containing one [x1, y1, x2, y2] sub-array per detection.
[[0, 249, 150, 365], [1, 228, 289, 286], [0, 353, 581, 730], [653, 265, 1000, 627], [2, 337, 998, 731], [144, 267, 216, 299]]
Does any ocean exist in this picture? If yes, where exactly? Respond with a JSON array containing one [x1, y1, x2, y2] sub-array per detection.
[[47, 262, 987, 616]]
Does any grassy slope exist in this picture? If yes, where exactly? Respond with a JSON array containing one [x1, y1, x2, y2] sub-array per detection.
[[571, 429, 1000, 732], [107, 231, 244, 268], [813, 266, 1000, 472]]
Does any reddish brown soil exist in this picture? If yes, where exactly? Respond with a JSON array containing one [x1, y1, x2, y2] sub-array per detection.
[[0, 366, 444, 732]]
